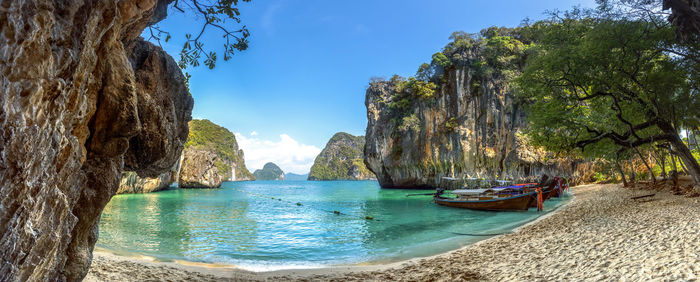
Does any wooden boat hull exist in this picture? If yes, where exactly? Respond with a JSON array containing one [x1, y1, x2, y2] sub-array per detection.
[[434, 192, 537, 211]]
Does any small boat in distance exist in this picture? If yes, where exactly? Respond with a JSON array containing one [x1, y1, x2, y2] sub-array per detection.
[[433, 188, 541, 211]]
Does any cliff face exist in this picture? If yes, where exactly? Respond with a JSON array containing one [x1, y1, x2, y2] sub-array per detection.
[[254, 162, 285, 180], [308, 132, 374, 180], [182, 119, 254, 182], [364, 30, 587, 188], [117, 171, 173, 194], [117, 157, 180, 194], [179, 149, 224, 188], [0, 1, 193, 280]]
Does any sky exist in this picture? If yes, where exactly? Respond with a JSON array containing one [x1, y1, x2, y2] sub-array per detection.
[[152, 0, 596, 174]]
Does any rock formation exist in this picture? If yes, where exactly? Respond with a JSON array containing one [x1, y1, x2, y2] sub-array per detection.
[[185, 119, 254, 181], [117, 171, 173, 194], [0, 1, 193, 280], [254, 163, 285, 180], [178, 149, 224, 188], [120, 119, 253, 190], [117, 158, 180, 194], [308, 132, 374, 180], [364, 29, 588, 188]]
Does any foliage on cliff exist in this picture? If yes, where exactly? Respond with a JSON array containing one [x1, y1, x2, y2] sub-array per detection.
[[185, 119, 254, 180], [379, 27, 533, 134], [254, 162, 285, 180], [364, 25, 597, 188], [308, 132, 373, 180]]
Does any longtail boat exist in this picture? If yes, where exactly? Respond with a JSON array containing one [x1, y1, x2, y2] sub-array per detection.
[[434, 189, 540, 211], [541, 177, 570, 200]]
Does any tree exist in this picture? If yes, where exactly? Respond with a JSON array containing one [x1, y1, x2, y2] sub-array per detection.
[[147, 0, 251, 70], [662, 0, 700, 40], [518, 11, 700, 184]]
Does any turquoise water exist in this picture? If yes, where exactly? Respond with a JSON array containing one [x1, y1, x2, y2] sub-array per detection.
[[97, 180, 569, 271]]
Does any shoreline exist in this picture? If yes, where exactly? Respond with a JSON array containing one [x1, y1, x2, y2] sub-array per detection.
[[92, 188, 573, 273], [89, 191, 573, 273], [86, 184, 700, 281]]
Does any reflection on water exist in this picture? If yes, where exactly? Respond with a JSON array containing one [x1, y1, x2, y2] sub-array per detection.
[[98, 180, 568, 270]]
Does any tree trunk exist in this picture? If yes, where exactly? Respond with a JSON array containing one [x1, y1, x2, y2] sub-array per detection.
[[660, 151, 667, 179], [675, 151, 691, 175], [660, 122, 700, 185], [633, 146, 656, 184], [615, 158, 628, 186], [629, 161, 637, 183], [670, 148, 679, 173]]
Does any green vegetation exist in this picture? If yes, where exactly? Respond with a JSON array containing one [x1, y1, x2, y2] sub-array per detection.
[[148, 0, 251, 70], [377, 26, 531, 138], [445, 117, 459, 132], [398, 114, 421, 132], [517, 2, 700, 185], [254, 162, 285, 180], [308, 132, 372, 180], [185, 119, 254, 180]]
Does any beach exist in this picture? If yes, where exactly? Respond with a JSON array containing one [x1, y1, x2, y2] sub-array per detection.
[[85, 183, 700, 281]]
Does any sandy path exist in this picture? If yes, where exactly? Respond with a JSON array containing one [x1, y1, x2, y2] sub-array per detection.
[[85, 184, 700, 281]]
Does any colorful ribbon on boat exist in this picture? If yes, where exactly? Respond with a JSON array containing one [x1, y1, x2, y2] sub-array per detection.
[[557, 177, 563, 197], [535, 187, 543, 212]]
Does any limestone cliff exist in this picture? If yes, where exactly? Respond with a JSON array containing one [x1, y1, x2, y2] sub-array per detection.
[[178, 149, 224, 188], [0, 1, 193, 280], [308, 132, 374, 180], [117, 157, 180, 194], [186, 119, 254, 181], [117, 171, 173, 194], [254, 163, 285, 180], [364, 29, 588, 188]]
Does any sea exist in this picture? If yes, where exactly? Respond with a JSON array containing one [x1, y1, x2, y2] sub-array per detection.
[[97, 180, 569, 271]]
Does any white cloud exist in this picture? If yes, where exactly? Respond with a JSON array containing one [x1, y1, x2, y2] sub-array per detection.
[[250, 131, 259, 136], [235, 133, 321, 174]]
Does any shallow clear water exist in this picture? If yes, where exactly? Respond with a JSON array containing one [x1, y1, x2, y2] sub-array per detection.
[[97, 180, 569, 271]]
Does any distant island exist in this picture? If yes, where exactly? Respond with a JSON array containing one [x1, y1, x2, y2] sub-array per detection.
[[254, 162, 285, 180], [284, 172, 309, 180], [308, 132, 374, 180]]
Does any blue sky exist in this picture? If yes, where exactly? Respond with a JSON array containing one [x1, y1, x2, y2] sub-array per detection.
[[152, 0, 596, 173]]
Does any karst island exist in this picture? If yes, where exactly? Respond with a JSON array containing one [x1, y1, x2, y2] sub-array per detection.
[[1, 0, 699, 281]]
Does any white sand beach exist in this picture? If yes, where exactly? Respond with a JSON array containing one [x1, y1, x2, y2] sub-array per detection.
[[85, 183, 700, 281]]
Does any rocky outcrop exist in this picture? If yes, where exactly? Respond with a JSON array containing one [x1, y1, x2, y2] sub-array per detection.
[[254, 163, 285, 180], [117, 157, 180, 194], [178, 149, 224, 188], [364, 29, 589, 188], [0, 1, 193, 280], [182, 119, 254, 182], [308, 132, 374, 180], [117, 171, 173, 194]]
